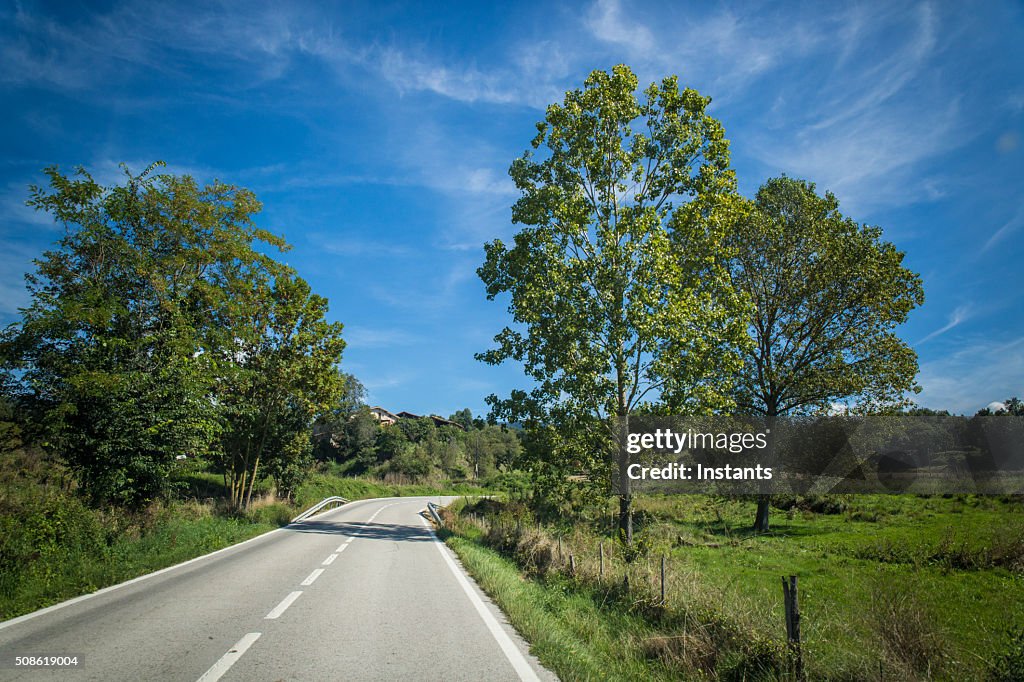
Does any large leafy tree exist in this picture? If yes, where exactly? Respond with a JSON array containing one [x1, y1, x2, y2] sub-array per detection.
[[214, 273, 345, 509], [0, 163, 345, 508], [478, 65, 748, 543], [728, 177, 924, 531]]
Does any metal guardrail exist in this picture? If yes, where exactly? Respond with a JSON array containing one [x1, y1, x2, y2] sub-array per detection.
[[426, 501, 444, 527], [291, 496, 350, 523]]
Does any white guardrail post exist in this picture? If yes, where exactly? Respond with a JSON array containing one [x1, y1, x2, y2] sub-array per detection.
[[426, 502, 444, 527], [291, 496, 351, 523]]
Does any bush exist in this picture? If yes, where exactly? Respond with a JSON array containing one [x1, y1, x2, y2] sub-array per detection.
[[513, 527, 556, 576], [245, 502, 294, 527]]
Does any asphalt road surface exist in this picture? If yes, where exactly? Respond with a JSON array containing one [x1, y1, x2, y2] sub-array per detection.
[[0, 496, 557, 681]]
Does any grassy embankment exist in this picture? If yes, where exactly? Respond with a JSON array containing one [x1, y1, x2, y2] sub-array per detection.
[[440, 494, 1024, 681], [0, 451, 492, 621]]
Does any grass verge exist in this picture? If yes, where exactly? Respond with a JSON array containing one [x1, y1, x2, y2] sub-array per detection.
[[2, 464, 494, 622], [443, 533, 669, 680], [442, 494, 1024, 681], [0, 494, 278, 621]]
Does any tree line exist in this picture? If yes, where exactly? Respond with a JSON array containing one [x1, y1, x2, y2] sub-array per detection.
[[0, 163, 346, 509], [477, 65, 927, 538], [314, 404, 521, 482]]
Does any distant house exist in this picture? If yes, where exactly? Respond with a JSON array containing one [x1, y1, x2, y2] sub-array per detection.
[[387, 410, 466, 431], [427, 415, 466, 431], [369, 406, 400, 426]]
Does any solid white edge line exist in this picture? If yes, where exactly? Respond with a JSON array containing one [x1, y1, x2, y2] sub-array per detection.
[[0, 496, 403, 632], [196, 632, 261, 682], [264, 591, 303, 619], [322, 553, 338, 565], [420, 515, 541, 682], [301, 569, 325, 586]]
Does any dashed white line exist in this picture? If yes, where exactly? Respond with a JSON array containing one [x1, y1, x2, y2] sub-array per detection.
[[335, 542, 351, 553], [322, 553, 338, 565], [196, 632, 261, 682], [264, 591, 303, 619], [301, 569, 325, 586]]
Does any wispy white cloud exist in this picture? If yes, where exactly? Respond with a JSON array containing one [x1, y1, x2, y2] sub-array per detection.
[[367, 258, 478, 314], [583, 0, 825, 98], [916, 335, 1024, 414], [575, 1, 970, 215], [308, 233, 411, 258], [0, 181, 58, 229], [360, 372, 414, 394], [742, 3, 963, 215], [372, 48, 519, 105], [982, 205, 1024, 253], [344, 326, 417, 349], [586, 0, 655, 58], [917, 304, 972, 344], [0, 1, 333, 95]]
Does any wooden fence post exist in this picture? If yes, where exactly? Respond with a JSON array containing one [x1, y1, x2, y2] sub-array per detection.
[[781, 575, 803, 681], [569, 554, 576, 575], [660, 555, 666, 605], [599, 542, 604, 581], [557, 536, 563, 565]]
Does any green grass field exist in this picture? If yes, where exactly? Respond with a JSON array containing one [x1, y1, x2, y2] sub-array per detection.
[[443, 494, 1024, 681]]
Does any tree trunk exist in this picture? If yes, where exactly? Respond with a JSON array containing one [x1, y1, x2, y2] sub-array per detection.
[[617, 411, 633, 546], [753, 405, 778, 532], [754, 498, 770, 532], [619, 493, 633, 546], [245, 455, 261, 509]]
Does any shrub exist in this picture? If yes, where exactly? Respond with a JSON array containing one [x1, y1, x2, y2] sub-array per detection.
[[513, 527, 556, 576]]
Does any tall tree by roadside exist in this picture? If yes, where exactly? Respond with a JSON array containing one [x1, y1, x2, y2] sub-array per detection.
[[215, 274, 345, 509], [0, 163, 346, 508], [728, 177, 924, 531], [478, 65, 748, 545]]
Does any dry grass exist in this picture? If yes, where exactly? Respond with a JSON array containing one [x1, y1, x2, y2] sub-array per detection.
[[867, 578, 947, 680]]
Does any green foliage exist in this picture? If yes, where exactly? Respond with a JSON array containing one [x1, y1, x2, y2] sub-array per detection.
[[989, 627, 1024, 682], [0, 163, 254, 506], [0, 162, 346, 509], [0, 487, 277, 620], [374, 426, 410, 462], [726, 176, 924, 530], [213, 271, 346, 508], [729, 176, 924, 417], [449, 408, 474, 430], [397, 415, 435, 443], [387, 444, 434, 480], [478, 65, 749, 538], [319, 405, 380, 468], [314, 409, 519, 483]]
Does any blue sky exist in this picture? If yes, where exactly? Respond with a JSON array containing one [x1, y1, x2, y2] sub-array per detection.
[[1, 0, 1021, 417]]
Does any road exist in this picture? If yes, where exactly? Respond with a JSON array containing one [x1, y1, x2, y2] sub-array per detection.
[[0, 497, 557, 681]]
